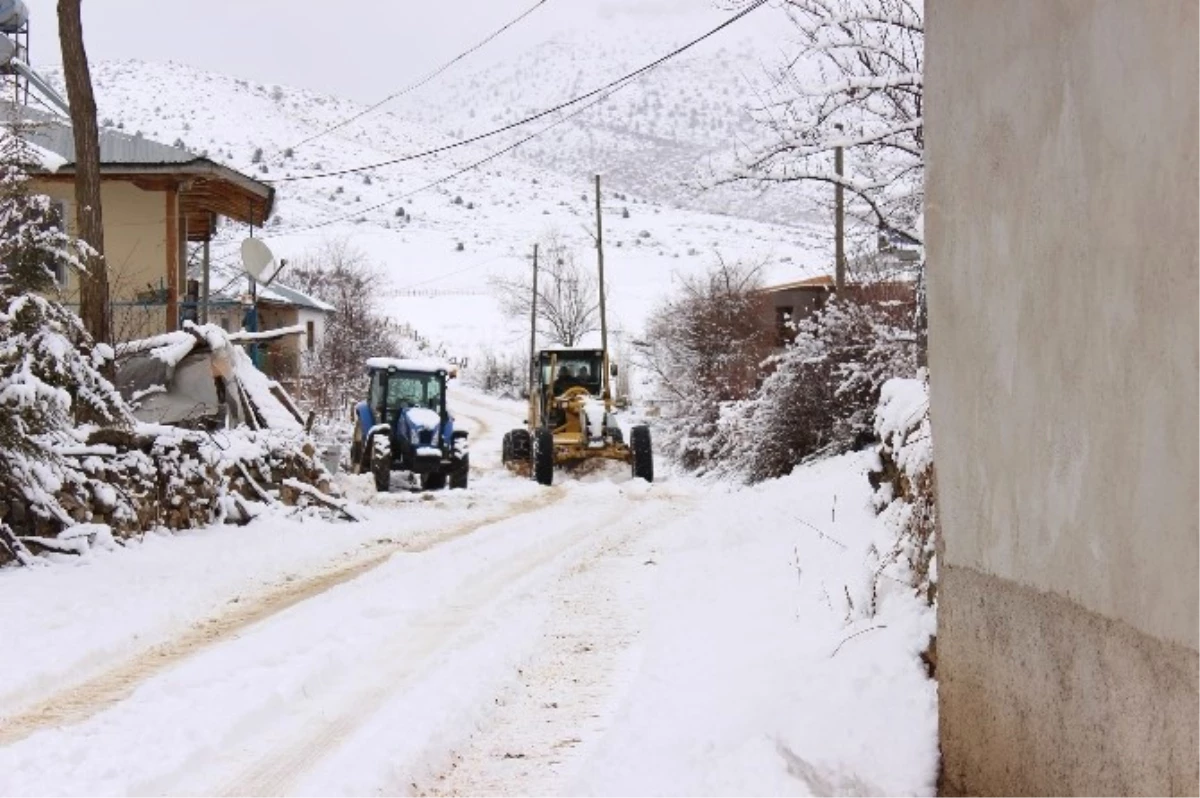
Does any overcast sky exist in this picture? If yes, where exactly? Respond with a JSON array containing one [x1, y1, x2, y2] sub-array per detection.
[[22, 0, 778, 103]]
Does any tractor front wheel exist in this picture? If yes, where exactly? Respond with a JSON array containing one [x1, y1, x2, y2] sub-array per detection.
[[371, 434, 392, 493], [533, 429, 554, 486], [450, 455, 470, 489], [631, 425, 653, 483], [510, 428, 531, 461]]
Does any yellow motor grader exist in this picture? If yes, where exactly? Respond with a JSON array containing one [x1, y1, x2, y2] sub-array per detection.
[[502, 347, 653, 486]]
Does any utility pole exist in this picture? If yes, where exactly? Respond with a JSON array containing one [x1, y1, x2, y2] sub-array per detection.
[[57, 0, 110, 346], [594, 174, 610, 400], [834, 122, 845, 293], [528, 242, 538, 395]]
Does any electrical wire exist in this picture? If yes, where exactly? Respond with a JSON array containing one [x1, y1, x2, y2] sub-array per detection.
[[284, 0, 550, 153], [267, 0, 767, 184], [261, 71, 640, 240]]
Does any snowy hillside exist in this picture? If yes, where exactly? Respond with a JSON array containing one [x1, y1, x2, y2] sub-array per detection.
[[395, 28, 819, 227], [43, 57, 830, 364]]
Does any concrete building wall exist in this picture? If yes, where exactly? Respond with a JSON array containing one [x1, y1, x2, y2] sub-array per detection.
[[926, 1, 1198, 794], [35, 179, 175, 340]]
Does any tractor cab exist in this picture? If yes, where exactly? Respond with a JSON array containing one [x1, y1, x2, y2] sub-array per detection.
[[351, 358, 469, 492], [536, 348, 605, 428]]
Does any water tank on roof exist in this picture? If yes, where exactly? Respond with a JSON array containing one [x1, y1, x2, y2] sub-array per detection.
[[0, 0, 26, 33]]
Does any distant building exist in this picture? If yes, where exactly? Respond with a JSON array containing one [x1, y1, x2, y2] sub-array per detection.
[[757, 274, 916, 347], [206, 282, 334, 388]]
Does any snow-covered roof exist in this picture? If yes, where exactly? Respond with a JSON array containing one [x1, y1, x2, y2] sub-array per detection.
[[365, 357, 453, 374], [257, 283, 335, 313], [0, 128, 67, 172]]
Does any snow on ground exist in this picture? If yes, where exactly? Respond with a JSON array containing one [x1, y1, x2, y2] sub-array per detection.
[[0, 385, 936, 796]]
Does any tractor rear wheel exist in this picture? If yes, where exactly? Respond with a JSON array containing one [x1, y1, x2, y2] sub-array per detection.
[[510, 428, 532, 461], [533, 428, 554, 486], [371, 434, 392, 492], [631, 425, 653, 483], [450, 455, 469, 489], [350, 421, 365, 474]]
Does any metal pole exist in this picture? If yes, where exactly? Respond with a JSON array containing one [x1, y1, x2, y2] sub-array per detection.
[[201, 231, 210, 324], [594, 174, 609, 400], [834, 123, 845, 292], [529, 243, 538, 395]]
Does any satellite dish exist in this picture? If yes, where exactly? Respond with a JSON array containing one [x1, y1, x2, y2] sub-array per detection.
[[240, 237, 278, 285]]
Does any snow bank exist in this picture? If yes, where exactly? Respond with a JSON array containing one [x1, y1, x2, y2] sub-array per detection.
[[575, 452, 939, 795]]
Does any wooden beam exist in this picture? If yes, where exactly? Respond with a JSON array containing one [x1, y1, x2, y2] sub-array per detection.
[[165, 188, 178, 332]]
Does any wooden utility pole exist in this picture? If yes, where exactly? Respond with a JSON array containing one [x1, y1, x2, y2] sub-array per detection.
[[57, 0, 110, 345], [594, 174, 610, 400], [834, 123, 845, 293], [528, 243, 538, 394]]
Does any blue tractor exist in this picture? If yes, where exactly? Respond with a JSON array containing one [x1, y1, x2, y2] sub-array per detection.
[[350, 358, 469, 492]]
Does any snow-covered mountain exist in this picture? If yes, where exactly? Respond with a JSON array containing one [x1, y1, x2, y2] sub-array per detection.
[[394, 25, 818, 227], [43, 54, 831, 362]]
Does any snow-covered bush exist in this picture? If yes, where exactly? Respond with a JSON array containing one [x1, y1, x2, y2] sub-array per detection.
[[468, 346, 527, 399], [723, 291, 920, 482], [868, 376, 936, 608]]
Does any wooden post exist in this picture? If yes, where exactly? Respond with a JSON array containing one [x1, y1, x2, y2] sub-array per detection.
[[201, 215, 211, 325], [529, 243, 538, 395], [834, 123, 845, 293], [594, 174, 610, 400], [165, 188, 178, 332], [57, 0, 110, 345]]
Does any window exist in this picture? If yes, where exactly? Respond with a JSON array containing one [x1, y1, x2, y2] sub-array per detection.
[[775, 305, 794, 345], [49, 201, 68, 287], [306, 320, 315, 352]]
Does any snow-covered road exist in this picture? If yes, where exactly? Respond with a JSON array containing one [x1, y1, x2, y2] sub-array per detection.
[[0, 389, 937, 796]]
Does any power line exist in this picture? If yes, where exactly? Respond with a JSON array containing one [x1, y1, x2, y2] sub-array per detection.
[[267, 0, 768, 184], [284, 0, 551, 153], [260, 73, 639, 240]]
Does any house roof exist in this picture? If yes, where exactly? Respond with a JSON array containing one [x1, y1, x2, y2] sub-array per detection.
[[258, 283, 335, 313], [208, 281, 335, 314], [7, 104, 274, 238], [760, 275, 836, 293]]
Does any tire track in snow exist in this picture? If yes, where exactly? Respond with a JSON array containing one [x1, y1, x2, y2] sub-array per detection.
[[420, 498, 683, 796], [0, 485, 565, 748], [207, 491, 681, 798]]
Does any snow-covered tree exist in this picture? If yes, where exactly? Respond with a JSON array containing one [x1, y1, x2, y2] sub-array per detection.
[[0, 154, 89, 294], [723, 0, 923, 244]]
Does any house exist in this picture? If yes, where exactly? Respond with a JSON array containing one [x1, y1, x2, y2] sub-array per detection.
[[11, 106, 274, 342], [758, 274, 916, 346], [204, 281, 334, 388], [928, 1, 1197, 794]]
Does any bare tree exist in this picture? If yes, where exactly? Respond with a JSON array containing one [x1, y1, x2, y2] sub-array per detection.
[[491, 235, 599, 347], [57, 0, 110, 345], [637, 257, 775, 472], [722, 0, 923, 244], [287, 238, 403, 418]]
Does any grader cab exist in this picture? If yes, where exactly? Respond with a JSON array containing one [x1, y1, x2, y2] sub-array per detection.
[[502, 347, 652, 486]]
